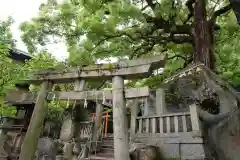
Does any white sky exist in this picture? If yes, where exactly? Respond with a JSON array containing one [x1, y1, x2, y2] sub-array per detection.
[[0, 0, 68, 60]]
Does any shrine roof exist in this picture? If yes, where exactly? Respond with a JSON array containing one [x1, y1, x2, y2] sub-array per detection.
[[9, 48, 32, 62]]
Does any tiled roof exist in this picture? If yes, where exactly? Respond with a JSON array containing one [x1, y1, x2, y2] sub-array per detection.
[[9, 48, 32, 61]]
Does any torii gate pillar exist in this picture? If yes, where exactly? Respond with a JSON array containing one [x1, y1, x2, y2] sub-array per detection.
[[112, 76, 130, 160]]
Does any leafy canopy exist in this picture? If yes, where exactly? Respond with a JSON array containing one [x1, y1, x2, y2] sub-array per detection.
[[0, 18, 66, 117], [0, 17, 24, 96], [0, 18, 25, 116], [18, 0, 240, 86]]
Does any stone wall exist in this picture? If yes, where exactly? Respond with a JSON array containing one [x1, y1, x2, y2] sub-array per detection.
[[166, 103, 189, 114], [131, 133, 206, 160]]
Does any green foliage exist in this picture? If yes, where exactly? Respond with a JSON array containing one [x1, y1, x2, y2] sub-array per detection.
[[0, 0, 238, 124], [25, 51, 60, 70], [0, 17, 14, 46], [215, 11, 240, 85], [0, 18, 25, 96], [0, 18, 24, 117], [0, 18, 69, 118], [19, 0, 186, 59], [46, 101, 67, 123], [0, 104, 17, 117], [18, 0, 229, 88], [17, 0, 240, 88]]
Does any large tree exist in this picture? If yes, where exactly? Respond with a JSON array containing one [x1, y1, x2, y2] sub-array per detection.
[[19, 0, 240, 88]]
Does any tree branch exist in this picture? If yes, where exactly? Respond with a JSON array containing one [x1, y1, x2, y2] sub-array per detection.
[[145, 0, 156, 11], [130, 42, 156, 59], [184, 56, 193, 67], [167, 52, 193, 68], [210, 3, 232, 24], [168, 54, 187, 61], [129, 34, 191, 59], [143, 13, 191, 34], [209, 0, 221, 16], [141, 5, 149, 11], [93, 31, 136, 50], [149, 34, 192, 44], [184, 0, 196, 24], [198, 108, 230, 125], [171, 35, 193, 44], [143, 0, 190, 34]]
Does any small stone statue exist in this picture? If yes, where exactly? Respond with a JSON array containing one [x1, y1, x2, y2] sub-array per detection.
[[36, 137, 57, 160]]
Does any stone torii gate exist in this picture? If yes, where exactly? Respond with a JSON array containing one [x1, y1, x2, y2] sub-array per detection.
[[12, 55, 166, 160]]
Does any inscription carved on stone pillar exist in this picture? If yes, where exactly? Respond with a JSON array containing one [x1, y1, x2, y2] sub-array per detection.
[[59, 119, 75, 142]]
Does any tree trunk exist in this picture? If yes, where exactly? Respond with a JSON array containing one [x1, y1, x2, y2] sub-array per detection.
[[192, 0, 215, 70]]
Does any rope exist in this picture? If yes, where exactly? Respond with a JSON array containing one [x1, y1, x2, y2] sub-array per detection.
[[144, 97, 148, 115], [66, 98, 70, 108], [72, 100, 77, 119], [84, 92, 88, 108], [102, 91, 106, 104], [95, 90, 98, 103]]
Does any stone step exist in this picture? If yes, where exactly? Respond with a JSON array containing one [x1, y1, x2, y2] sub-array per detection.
[[102, 141, 113, 145], [88, 135, 114, 160], [102, 138, 113, 141], [103, 135, 113, 139], [89, 154, 114, 159], [91, 145, 114, 156], [87, 156, 114, 160], [101, 144, 114, 149], [106, 134, 114, 137], [94, 152, 114, 158], [100, 147, 114, 152], [103, 138, 113, 141], [102, 142, 113, 147], [102, 138, 114, 142]]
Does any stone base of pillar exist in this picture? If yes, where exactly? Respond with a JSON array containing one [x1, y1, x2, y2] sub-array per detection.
[[63, 142, 74, 160], [55, 155, 64, 160]]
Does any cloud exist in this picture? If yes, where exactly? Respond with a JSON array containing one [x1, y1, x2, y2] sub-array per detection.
[[0, 0, 68, 59]]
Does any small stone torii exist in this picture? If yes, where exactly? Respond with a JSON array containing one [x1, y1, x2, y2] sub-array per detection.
[[6, 55, 166, 160]]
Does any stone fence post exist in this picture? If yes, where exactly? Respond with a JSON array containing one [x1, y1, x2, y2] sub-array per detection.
[[189, 104, 202, 137], [130, 99, 138, 137], [156, 88, 166, 115]]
